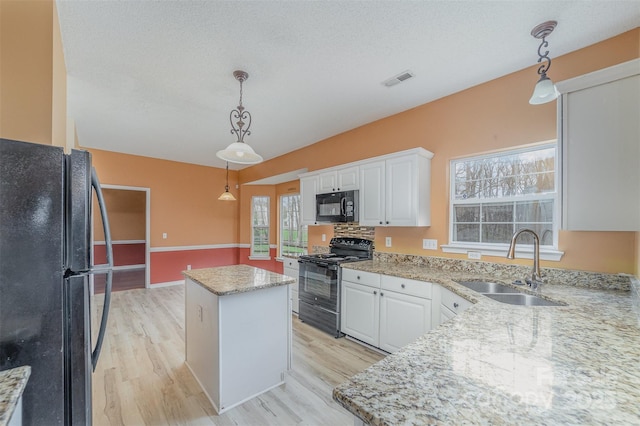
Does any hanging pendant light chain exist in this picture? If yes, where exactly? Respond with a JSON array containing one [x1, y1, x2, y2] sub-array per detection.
[[229, 71, 252, 143]]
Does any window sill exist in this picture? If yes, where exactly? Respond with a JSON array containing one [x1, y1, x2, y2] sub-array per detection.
[[248, 256, 272, 261], [441, 243, 564, 261]]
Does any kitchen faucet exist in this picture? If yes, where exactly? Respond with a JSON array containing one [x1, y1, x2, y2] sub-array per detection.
[[507, 229, 544, 291]]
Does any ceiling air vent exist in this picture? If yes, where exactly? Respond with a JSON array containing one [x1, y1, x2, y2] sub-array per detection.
[[382, 70, 415, 87]]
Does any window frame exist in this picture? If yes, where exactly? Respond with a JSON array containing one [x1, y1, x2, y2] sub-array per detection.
[[250, 195, 271, 259], [441, 142, 564, 261], [278, 193, 308, 258]]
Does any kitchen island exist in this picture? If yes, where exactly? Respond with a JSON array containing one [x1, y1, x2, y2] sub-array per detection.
[[333, 259, 640, 425], [183, 265, 295, 414]]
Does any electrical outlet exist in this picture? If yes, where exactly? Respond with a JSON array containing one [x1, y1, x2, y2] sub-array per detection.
[[467, 251, 482, 260], [162, 232, 167, 239], [422, 239, 438, 250], [187, 265, 191, 270], [322, 234, 326, 242], [385, 237, 392, 247]]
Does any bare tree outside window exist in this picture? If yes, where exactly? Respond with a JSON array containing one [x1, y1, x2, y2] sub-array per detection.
[[451, 145, 556, 246], [251, 196, 270, 257], [280, 194, 308, 256]]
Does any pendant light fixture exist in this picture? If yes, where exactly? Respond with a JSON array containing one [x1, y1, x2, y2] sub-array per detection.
[[216, 70, 263, 164], [218, 162, 236, 201], [528, 21, 559, 105]]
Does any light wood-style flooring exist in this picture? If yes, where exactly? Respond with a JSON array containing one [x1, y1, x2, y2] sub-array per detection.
[[91, 285, 384, 425], [94, 269, 146, 294]]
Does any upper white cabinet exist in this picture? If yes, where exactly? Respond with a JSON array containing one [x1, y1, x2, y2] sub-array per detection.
[[300, 175, 318, 225], [299, 148, 433, 226], [359, 150, 433, 226], [317, 171, 338, 194], [317, 166, 360, 193], [557, 59, 640, 231]]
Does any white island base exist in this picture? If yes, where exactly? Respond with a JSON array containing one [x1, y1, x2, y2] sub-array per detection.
[[184, 275, 290, 414]]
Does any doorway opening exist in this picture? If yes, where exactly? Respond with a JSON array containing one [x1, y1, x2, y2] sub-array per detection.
[[92, 185, 151, 293]]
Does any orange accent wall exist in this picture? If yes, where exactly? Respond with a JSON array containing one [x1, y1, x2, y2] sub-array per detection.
[[88, 148, 239, 248], [93, 188, 146, 241], [239, 28, 640, 275], [0, 0, 54, 144]]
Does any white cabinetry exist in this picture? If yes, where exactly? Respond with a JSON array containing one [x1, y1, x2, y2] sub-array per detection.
[[378, 275, 431, 353], [557, 59, 640, 231], [317, 166, 360, 193], [283, 258, 300, 314], [359, 150, 433, 226], [298, 148, 432, 227], [437, 286, 472, 327], [341, 269, 432, 353], [300, 175, 318, 225], [341, 270, 380, 346]]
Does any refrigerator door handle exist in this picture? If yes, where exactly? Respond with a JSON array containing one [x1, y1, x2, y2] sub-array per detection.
[[90, 167, 113, 371]]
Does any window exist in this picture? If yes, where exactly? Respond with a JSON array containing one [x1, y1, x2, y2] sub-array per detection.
[[280, 194, 308, 257], [443, 143, 563, 260], [251, 196, 270, 258]]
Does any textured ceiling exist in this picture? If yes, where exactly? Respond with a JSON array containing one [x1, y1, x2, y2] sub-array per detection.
[[56, 1, 640, 170]]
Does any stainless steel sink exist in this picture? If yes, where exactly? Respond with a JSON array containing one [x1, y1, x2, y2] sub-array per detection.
[[484, 293, 565, 307], [456, 281, 520, 294], [455, 280, 565, 306]]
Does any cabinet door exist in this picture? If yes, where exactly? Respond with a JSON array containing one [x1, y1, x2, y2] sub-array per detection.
[[385, 155, 418, 226], [359, 161, 386, 226], [341, 281, 379, 347], [300, 175, 318, 225], [338, 166, 359, 191], [317, 171, 338, 193], [560, 70, 640, 231], [379, 290, 431, 353]]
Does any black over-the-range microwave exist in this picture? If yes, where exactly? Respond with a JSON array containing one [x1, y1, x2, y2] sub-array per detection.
[[315, 190, 359, 223]]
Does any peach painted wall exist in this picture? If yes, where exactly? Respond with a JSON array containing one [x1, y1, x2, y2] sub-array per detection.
[[88, 148, 239, 248], [239, 29, 640, 275], [52, 1, 67, 149], [93, 189, 146, 241], [0, 0, 54, 144]]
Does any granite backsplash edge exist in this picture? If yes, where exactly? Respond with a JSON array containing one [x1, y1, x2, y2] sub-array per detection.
[[309, 245, 633, 291], [374, 252, 632, 291]]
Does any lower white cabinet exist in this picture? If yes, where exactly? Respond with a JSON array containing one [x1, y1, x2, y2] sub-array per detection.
[[341, 270, 432, 353], [283, 258, 300, 314], [379, 290, 431, 353], [437, 286, 472, 326]]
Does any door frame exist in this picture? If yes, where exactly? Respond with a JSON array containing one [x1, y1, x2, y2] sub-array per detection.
[[95, 184, 151, 289]]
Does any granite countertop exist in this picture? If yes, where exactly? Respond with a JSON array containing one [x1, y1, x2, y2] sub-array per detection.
[[333, 260, 640, 425], [183, 265, 295, 296], [0, 366, 30, 426]]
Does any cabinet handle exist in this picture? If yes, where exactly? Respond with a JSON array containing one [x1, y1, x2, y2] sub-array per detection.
[[453, 302, 459, 308], [401, 283, 405, 289], [357, 275, 360, 280], [385, 221, 390, 224], [380, 292, 384, 296], [373, 290, 377, 295], [379, 221, 383, 225]]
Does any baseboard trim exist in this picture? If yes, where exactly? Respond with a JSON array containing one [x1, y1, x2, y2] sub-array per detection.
[[150, 280, 184, 288]]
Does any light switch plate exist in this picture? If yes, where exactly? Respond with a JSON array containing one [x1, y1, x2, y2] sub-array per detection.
[[422, 239, 438, 250], [385, 237, 392, 247], [162, 232, 167, 239]]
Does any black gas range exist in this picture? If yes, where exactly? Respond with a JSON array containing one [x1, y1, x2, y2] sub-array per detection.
[[298, 237, 374, 337]]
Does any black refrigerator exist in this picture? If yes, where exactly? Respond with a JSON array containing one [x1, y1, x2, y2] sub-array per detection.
[[0, 138, 113, 425]]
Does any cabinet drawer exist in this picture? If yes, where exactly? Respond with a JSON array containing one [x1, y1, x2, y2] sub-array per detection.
[[341, 269, 380, 288], [440, 287, 472, 314], [381, 275, 432, 299]]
